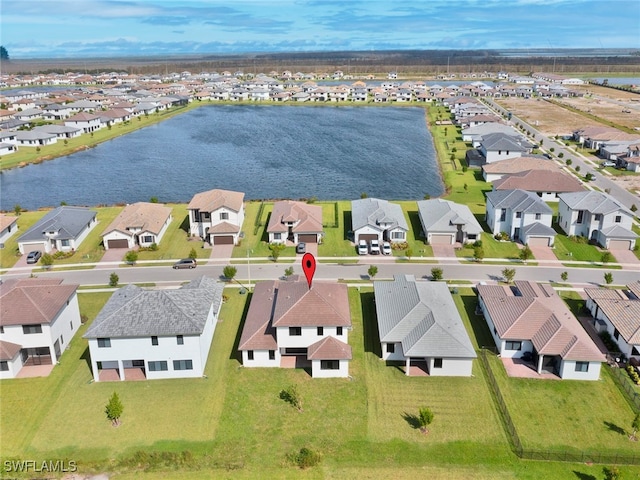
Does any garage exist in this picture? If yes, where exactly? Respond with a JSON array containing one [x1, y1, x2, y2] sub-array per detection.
[[527, 237, 551, 247], [430, 234, 454, 245], [213, 235, 234, 245], [106, 239, 129, 249], [608, 240, 632, 250], [298, 234, 318, 243], [357, 233, 378, 243]]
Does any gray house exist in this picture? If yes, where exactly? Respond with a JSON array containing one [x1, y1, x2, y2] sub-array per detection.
[[417, 199, 483, 245], [373, 275, 476, 376], [351, 198, 409, 244], [18, 206, 97, 254]]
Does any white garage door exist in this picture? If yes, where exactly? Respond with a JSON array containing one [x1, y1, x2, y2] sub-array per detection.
[[430, 234, 454, 245], [608, 240, 632, 250]]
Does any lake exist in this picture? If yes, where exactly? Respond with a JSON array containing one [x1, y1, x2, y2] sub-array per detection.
[[0, 105, 444, 210]]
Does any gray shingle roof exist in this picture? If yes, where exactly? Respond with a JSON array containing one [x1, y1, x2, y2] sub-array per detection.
[[83, 276, 223, 338], [417, 199, 483, 236], [373, 275, 476, 358], [486, 189, 552, 214], [351, 198, 409, 232], [18, 206, 96, 243]]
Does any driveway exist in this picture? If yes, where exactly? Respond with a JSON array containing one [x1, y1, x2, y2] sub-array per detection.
[[612, 248, 640, 269], [529, 245, 560, 264], [431, 244, 459, 264]]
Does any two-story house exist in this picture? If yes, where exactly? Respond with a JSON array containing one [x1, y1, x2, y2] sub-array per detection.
[[187, 189, 245, 245], [558, 191, 638, 250], [485, 189, 556, 246]]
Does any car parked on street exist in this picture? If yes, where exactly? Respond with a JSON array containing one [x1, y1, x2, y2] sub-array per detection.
[[173, 258, 197, 269], [357, 240, 368, 255], [26, 250, 42, 264]]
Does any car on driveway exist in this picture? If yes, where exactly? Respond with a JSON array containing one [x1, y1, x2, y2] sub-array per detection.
[[382, 242, 392, 255], [369, 239, 381, 255], [357, 240, 368, 255], [296, 242, 306, 254], [26, 250, 42, 264], [173, 258, 197, 269]]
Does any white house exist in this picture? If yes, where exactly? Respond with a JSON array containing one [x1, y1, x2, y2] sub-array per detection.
[[351, 198, 409, 244], [83, 277, 224, 382], [558, 191, 638, 250], [485, 189, 556, 246], [0, 214, 19, 246], [0, 278, 81, 379], [238, 279, 352, 378], [267, 200, 323, 245], [187, 189, 245, 245], [374, 275, 476, 376], [477, 281, 604, 380], [18, 206, 98, 254], [102, 202, 172, 250], [417, 199, 483, 245]]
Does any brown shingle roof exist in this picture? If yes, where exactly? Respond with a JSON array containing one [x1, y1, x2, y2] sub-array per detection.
[[102, 202, 172, 236], [307, 336, 352, 360], [187, 189, 244, 213], [0, 278, 78, 326]]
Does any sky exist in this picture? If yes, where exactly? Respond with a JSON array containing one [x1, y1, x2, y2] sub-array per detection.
[[1, 0, 639, 59]]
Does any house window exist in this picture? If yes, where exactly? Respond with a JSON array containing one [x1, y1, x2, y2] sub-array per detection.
[[577, 210, 584, 224], [0, 361, 8, 371], [505, 341, 522, 351], [142, 235, 153, 243], [274, 233, 281, 240], [386, 343, 395, 353], [433, 358, 443, 369], [500, 209, 506, 222], [177, 335, 184, 345], [535, 213, 541, 220], [337, 326, 343, 336], [575, 361, 589, 372], [220, 212, 229, 220], [515, 211, 522, 219], [269, 350, 275, 360], [23, 325, 43, 334], [151, 336, 159, 346], [320, 360, 339, 370], [317, 326, 324, 336], [615, 215, 622, 223], [289, 327, 302, 336], [97, 338, 111, 348], [247, 350, 254, 360], [148, 361, 168, 371], [173, 359, 193, 370]]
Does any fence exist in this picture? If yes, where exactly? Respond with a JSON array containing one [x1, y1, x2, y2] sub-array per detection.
[[478, 349, 640, 466]]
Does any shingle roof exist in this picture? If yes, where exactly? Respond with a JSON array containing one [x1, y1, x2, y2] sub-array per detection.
[[267, 201, 323, 234], [102, 202, 172, 237], [351, 198, 409, 232], [417, 199, 483, 236], [374, 275, 476, 358], [307, 336, 352, 360], [0, 278, 78, 327], [187, 189, 244, 213], [18, 206, 96, 243], [83, 276, 223, 338], [477, 281, 603, 362], [486, 189, 553, 214], [559, 191, 633, 216]]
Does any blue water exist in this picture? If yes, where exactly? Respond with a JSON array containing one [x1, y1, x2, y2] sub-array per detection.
[[0, 105, 444, 209]]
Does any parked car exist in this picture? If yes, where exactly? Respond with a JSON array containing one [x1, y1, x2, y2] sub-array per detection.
[[601, 161, 616, 167], [26, 250, 42, 264], [296, 242, 306, 254], [369, 239, 381, 255], [173, 258, 197, 269], [357, 240, 368, 255], [382, 242, 392, 255]]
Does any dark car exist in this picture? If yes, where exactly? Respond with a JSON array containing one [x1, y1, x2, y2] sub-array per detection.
[[296, 242, 306, 254], [173, 258, 197, 269], [26, 250, 42, 264]]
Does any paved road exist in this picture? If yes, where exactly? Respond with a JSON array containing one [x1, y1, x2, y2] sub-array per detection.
[[482, 98, 640, 209]]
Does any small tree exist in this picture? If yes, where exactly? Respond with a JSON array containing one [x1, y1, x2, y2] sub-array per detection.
[[284, 266, 294, 277], [631, 412, 640, 441], [519, 245, 533, 262], [367, 265, 378, 279], [601, 251, 612, 264], [560, 271, 568, 282], [473, 245, 484, 262], [405, 248, 413, 260], [188, 247, 198, 260], [40, 253, 54, 269], [223, 265, 237, 281], [105, 392, 124, 426], [502, 267, 516, 283], [280, 384, 303, 411], [417, 407, 434, 434], [604, 272, 614, 285], [109, 272, 119, 287], [125, 250, 138, 265], [430, 267, 443, 281]]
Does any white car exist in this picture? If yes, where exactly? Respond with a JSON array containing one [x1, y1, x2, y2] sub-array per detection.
[[382, 242, 392, 255], [357, 240, 368, 255], [369, 239, 381, 255]]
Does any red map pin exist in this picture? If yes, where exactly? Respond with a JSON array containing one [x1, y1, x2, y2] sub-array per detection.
[[302, 252, 316, 289]]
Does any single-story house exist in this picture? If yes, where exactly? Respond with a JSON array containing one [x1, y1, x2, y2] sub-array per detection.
[[374, 275, 476, 376], [102, 202, 173, 250], [187, 189, 245, 245], [417, 199, 483, 245], [267, 200, 323, 245], [0, 278, 81, 379], [351, 198, 409, 244], [477, 281, 604, 380], [83, 277, 224, 381], [18, 206, 97, 254], [238, 279, 352, 378]]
